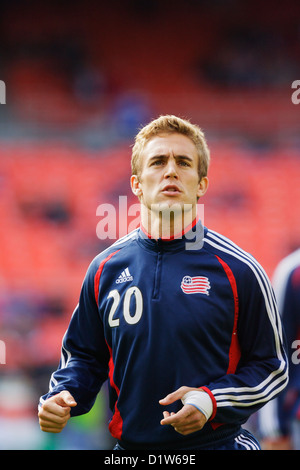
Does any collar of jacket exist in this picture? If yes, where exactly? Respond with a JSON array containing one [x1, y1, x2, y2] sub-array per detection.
[[137, 217, 205, 252]]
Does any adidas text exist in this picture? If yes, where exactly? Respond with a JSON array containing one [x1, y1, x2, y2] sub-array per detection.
[[116, 275, 133, 284]]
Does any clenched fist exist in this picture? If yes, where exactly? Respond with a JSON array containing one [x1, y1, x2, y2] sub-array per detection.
[[38, 390, 77, 433]]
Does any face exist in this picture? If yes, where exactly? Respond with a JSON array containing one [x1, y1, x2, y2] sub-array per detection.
[[131, 133, 208, 214]]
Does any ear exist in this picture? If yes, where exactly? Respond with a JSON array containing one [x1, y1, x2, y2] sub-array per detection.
[[130, 175, 143, 197], [197, 176, 209, 199]]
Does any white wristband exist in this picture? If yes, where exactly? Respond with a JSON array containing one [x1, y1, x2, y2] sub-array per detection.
[[181, 390, 213, 421]]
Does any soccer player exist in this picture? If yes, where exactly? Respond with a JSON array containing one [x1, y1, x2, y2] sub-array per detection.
[[259, 248, 300, 449], [38, 115, 288, 450]]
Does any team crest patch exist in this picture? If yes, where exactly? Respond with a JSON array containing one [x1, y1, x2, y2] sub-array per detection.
[[181, 275, 211, 295]]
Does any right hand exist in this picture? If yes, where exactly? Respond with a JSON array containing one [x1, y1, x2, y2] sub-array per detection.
[[38, 390, 77, 433]]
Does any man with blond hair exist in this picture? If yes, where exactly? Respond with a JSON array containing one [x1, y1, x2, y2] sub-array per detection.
[[39, 115, 288, 450]]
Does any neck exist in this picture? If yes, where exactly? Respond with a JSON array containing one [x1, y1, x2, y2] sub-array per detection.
[[140, 203, 198, 240]]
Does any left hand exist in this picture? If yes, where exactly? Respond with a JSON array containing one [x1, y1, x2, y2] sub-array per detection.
[[159, 386, 207, 435]]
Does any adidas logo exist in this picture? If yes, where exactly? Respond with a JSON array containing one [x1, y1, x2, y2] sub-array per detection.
[[116, 267, 133, 284]]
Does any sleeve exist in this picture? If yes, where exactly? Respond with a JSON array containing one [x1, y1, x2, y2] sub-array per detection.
[[279, 268, 300, 391], [39, 257, 110, 416], [205, 259, 289, 426], [259, 265, 300, 438]]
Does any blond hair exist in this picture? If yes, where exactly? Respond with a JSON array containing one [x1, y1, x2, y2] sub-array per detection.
[[131, 115, 210, 180]]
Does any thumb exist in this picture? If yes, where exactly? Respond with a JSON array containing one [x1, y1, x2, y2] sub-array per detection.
[[159, 386, 189, 405], [56, 390, 77, 407]]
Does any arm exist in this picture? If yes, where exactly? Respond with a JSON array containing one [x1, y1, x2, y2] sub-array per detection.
[[205, 261, 288, 426], [260, 264, 300, 448], [161, 260, 288, 435], [39, 257, 110, 424]]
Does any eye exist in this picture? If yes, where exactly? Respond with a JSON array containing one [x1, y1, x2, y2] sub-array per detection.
[[178, 159, 191, 167], [151, 158, 165, 166]]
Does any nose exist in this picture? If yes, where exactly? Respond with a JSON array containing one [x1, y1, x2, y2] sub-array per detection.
[[164, 158, 178, 179]]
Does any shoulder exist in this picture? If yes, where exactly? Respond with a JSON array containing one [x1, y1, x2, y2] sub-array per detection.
[[203, 228, 269, 287], [204, 228, 260, 268], [272, 248, 300, 307], [85, 229, 139, 278], [204, 229, 280, 317], [273, 249, 300, 287]]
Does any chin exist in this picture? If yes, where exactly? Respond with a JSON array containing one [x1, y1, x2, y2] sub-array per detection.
[[153, 200, 185, 213]]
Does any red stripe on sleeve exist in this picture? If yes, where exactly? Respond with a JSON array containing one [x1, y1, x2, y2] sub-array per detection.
[[94, 250, 120, 307], [215, 255, 241, 375], [105, 341, 123, 440], [93, 250, 123, 439]]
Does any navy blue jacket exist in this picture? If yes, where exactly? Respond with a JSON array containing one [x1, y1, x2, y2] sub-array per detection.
[[40, 221, 288, 449], [259, 249, 300, 439]]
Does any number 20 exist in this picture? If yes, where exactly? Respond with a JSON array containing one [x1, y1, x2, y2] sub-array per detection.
[[107, 286, 143, 327]]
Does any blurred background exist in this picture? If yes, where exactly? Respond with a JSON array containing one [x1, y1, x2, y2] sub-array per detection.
[[0, 0, 299, 449]]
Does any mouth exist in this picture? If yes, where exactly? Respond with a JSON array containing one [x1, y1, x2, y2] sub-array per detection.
[[161, 185, 182, 196]]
